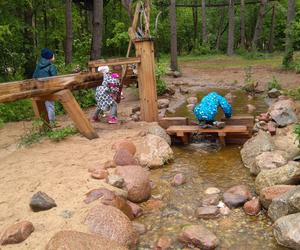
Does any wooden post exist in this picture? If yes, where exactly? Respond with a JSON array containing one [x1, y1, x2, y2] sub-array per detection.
[[135, 39, 158, 122], [31, 99, 49, 123], [52, 89, 98, 140]]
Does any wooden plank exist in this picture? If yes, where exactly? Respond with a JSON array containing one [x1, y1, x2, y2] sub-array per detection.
[[158, 117, 188, 129], [167, 125, 248, 134], [135, 39, 158, 122], [52, 89, 98, 140], [88, 57, 141, 68]]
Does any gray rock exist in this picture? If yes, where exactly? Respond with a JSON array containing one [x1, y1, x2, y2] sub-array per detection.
[[250, 151, 287, 176], [255, 161, 300, 194], [158, 99, 170, 109], [273, 213, 300, 250], [147, 123, 171, 145], [241, 130, 275, 169], [30, 191, 57, 212], [201, 194, 220, 206], [268, 186, 300, 221], [269, 99, 298, 127], [268, 88, 281, 98], [223, 185, 252, 208], [107, 175, 124, 188]]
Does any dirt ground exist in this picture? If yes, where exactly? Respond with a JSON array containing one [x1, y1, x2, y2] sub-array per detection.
[[0, 60, 299, 249]]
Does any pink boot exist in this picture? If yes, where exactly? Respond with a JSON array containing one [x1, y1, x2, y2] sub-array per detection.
[[107, 116, 118, 124]]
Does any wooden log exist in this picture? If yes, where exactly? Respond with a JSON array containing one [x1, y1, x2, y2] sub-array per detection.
[[135, 39, 158, 122], [51, 89, 98, 140], [88, 57, 141, 69]]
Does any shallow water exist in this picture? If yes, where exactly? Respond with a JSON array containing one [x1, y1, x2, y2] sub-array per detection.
[[137, 90, 288, 249]]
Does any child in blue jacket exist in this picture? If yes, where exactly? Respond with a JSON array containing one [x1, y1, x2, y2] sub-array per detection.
[[193, 92, 232, 128]]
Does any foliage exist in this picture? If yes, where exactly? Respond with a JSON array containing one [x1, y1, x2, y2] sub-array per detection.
[[106, 21, 129, 50], [192, 40, 212, 56], [0, 118, 3, 129], [156, 63, 167, 96], [267, 76, 282, 90], [294, 123, 300, 148], [19, 119, 77, 147], [286, 87, 300, 100], [242, 66, 258, 95], [0, 99, 34, 122]]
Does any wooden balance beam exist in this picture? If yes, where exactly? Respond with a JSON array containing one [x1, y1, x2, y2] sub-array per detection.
[[166, 125, 249, 145]]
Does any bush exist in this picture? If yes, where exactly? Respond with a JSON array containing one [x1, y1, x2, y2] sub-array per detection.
[[267, 76, 282, 90], [192, 41, 212, 56], [156, 63, 167, 96], [0, 99, 34, 122], [294, 124, 300, 148]]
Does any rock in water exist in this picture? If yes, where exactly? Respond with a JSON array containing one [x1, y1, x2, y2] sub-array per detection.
[[178, 225, 219, 249], [156, 236, 172, 250], [223, 185, 252, 208], [196, 206, 219, 219], [45, 231, 128, 250], [171, 173, 186, 186], [201, 194, 220, 206], [268, 88, 281, 98], [273, 213, 300, 250], [30, 191, 57, 212], [0, 221, 34, 245], [243, 198, 261, 216]]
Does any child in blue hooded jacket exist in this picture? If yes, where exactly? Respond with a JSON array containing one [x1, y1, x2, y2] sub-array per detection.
[[193, 92, 232, 128]]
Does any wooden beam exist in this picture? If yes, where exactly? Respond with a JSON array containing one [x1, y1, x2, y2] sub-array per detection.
[[88, 57, 141, 69]]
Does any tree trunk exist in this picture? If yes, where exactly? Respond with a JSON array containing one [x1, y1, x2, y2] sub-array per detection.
[[192, 1, 198, 45], [170, 0, 178, 71], [201, 0, 208, 44], [240, 0, 246, 49], [268, 3, 276, 52], [252, 0, 267, 50], [283, 0, 295, 67], [24, 0, 36, 78], [43, 0, 48, 47], [65, 0, 73, 65], [121, 0, 133, 22], [227, 0, 235, 56], [91, 0, 103, 60], [215, 7, 226, 50]]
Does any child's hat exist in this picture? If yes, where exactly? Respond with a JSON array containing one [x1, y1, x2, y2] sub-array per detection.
[[111, 73, 120, 79], [41, 48, 54, 60]]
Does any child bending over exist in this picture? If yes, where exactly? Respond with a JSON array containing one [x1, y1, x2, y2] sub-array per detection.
[[92, 66, 121, 124], [193, 92, 232, 128]]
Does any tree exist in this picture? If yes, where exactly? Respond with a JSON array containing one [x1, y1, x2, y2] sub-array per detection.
[[201, 0, 208, 44], [252, 0, 268, 50], [91, 0, 103, 60], [227, 0, 235, 56], [283, 0, 295, 68], [240, 0, 246, 49], [170, 0, 178, 71], [65, 0, 73, 65], [215, 7, 226, 50], [121, 0, 133, 21], [268, 3, 276, 52], [192, 0, 198, 45]]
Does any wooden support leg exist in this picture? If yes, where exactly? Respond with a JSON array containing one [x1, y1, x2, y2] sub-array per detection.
[[182, 133, 190, 145], [218, 132, 226, 146], [31, 98, 49, 123], [52, 89, 98, 140]]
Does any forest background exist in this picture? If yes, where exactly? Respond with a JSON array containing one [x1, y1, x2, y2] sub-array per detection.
[[0, 0, 299, 124]]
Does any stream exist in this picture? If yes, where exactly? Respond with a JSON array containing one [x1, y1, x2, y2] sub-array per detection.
[[137, 90, 289, 249]]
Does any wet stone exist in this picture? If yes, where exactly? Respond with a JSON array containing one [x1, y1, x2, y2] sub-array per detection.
[[132, 222, 147, 235], [204, 187, 221, 195], [0, 221, 34, 245], [223, 185, 252, 208], [243, 198, 261, 216], [107, 174, 124, 188], [196, 206, 219, 219], [30, 191, 57, 212], [201, 194, 220, 206], [219, 206, 231, 216], [156, 236, 172, 250], [171, 173, 186, 186]]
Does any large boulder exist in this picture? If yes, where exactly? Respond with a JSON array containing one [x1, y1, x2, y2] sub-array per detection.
[[84, 204, 137, 249], [255, 161, 300, 194], [250, 151, 287, 175], [115, 165, 151, 203], [269, 99, 298, 127], [112, 140, 136, 156], [273, 126, 300, 159], [178, 225, 219, 249], [45, 231, 128, 250], [259, 185, 296, 209], [136, 134, 173, 168], [146, 124, 171, 145], [240, 130, 275, 169], [223, 185, 252, 208], [268, 186, 300, 221], [273, 213, 300, 250]]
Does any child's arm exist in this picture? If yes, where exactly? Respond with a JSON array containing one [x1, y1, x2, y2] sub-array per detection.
[[218, 95, 232, 118]]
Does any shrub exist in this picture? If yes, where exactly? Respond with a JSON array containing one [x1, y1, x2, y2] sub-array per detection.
[[267, 76, 282, 90], [294, 124, 300, 148], [156, 63, 167, 96], [0, 99, 34, 122]]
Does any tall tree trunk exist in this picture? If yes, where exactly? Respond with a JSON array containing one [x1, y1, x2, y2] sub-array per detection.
[[268, 3, 276, 52], [201, 0, 208, 44], [170, 0, 178, 71], [65, 0, 73, 65], [121, 0, 133, 22], [227, 0, 235, 56], [240, 0, 246, 49], [215, 7, 226, 50], [91, 0, 103, 60], [192, 1, 198, 45], [24, 0, 36, 78], [252, 0, 267, 50], [283, 0, 295, 67], [43, 1, 48, 47]]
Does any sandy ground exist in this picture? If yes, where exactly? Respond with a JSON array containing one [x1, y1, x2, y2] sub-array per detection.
[[0, 61, 299, 249]]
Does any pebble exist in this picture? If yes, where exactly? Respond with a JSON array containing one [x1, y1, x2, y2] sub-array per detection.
[[204, 187, 221, 195], [30, 191, 57, 212]]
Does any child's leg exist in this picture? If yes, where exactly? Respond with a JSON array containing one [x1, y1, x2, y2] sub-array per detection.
[[45, 100, 55, 122], [110, 101, 118, 118], [92, 107, 103, 121]]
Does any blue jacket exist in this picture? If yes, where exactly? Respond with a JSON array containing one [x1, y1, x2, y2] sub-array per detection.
[[193, 92, 232, 121], [32, 57, 57, 78]]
